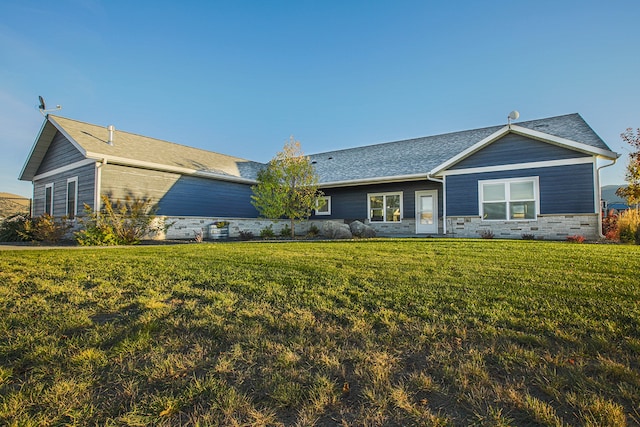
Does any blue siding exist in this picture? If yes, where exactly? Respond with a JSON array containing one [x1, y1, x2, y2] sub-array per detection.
[[36, 131, 85, 175], [446, 163, 595, 216], [33, 163, 96, 216], [450, 133, 590, 170], [157, 176, 259, 217], [315, 181, 442, 220]]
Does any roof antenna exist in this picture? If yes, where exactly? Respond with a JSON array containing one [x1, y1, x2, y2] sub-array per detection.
[[507, 110, 519, 128], [37, 96, 62, 116]]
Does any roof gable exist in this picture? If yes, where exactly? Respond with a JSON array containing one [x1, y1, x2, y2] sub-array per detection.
[[310, 113, 617, 186], [21, 115, 264, 183]]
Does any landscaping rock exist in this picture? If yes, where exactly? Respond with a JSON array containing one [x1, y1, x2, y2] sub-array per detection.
[[322, 221, 353, 239], [349, 220, 376, 238]]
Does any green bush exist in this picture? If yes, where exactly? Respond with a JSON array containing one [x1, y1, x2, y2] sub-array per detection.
[[76, 195, 161, 245], [260, 224, 275, 239], [0, 214, 31, 242], [307, 223, 320, 237], [280, 224, 291, 237]]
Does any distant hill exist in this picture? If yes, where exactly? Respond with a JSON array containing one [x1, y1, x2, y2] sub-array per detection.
[[601, 185, 627, 204], [0, 192, 30, 219]]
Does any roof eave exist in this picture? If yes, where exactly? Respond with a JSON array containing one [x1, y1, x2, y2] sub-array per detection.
[[85, 152, 258, 184], [319, 173, 429, 188]]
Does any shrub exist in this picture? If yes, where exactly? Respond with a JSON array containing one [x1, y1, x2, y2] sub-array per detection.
[[307, 223, 320, 237], [239, 230, 254, 240], [521, 233, 535, 240], [193, 230, 204, 243], [617, 209, 640, 244], [214, 221, 229, 228], [479, 229, 494, 239], [566, 235, 586, 243], [280, 224, 291, 237], [602, 209, 619, 240], [76, 195, 161, 245], [0, 214, 32, 242], [22, 214, 73, 243], [260, 224, 275, 239]]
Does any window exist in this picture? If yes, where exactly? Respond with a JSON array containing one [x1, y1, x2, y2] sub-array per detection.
[[368, 192, 402, 222], [315, 196, 331, 215], [479, 177, 538, 221], [44, 183, 54, 215], [66, 177, 78, 219]]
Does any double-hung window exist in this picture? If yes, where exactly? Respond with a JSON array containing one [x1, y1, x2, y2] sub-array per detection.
[[44, 183, 54, 215], [368, 192, 402, 222], [66, 177, 78, 219], [480, 177, 538, 221]]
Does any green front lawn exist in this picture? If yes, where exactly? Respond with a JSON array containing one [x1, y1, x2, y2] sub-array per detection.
[[1, 239, 639, 426]]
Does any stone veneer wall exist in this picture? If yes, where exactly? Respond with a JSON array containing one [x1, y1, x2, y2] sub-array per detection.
[[445, 214, 599, 240], [154, 217, 327, 240]]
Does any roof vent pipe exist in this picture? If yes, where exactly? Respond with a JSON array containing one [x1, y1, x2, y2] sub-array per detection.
[[107, 125, 115, 146]]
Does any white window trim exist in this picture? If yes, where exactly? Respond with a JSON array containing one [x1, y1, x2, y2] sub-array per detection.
[[367, 191, 403, 223], [479, 177, 539, 221], [44, 183, 54, 215], [66, 176, 78, 219], [315, 196, 331, 216]]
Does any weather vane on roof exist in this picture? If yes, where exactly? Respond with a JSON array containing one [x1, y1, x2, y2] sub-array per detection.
[[37, 96, 62, 116]]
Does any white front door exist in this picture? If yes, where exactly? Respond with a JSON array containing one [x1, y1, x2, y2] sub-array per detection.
[[415, 190, 438, 234]]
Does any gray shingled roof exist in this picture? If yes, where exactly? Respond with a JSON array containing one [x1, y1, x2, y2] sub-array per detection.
[[22, 116, 264, 181], [308, 113, 613, 184], [21, 113, 614, 185]]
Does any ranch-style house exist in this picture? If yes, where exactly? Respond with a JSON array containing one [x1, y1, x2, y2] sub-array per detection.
[[19, 113, 618, 240]]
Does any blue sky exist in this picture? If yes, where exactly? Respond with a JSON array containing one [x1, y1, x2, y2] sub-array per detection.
[[1, 0, 638, 197]]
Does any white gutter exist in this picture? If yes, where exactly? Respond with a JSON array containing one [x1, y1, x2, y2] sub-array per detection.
[[426, 175, 446, 235], [319, 173, 430, 188], [84, 152, 257, 185], [596, 156, 619, 238]]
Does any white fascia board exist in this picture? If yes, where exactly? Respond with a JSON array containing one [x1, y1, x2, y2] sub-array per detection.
[[32, 159, 97, 181], [48, 116, 88, 157], [319, 173, 429, 188], [18, 118, 50, 181], [85, 152, 257, 185], [508, 125, 619, 159], [440, 156, 596, 177], [429, 126, 510, 177]]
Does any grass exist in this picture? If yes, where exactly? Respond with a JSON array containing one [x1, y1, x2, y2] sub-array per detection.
[[0, 239, 639, 426]]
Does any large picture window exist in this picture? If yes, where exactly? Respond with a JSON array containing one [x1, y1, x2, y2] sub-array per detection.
[[66, 177, 78, 219], [480, 177, 538, 221], [368, 192, 402, 222], [44, 183, 54, 215]]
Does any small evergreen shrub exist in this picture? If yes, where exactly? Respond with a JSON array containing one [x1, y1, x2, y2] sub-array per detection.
[[260, 224, 275, 239], [521, 233, 535, 240], [280, 224, 291, 237], [479, 229, 494, 239], [239, 230, 254, 240], [0, 214, 31, 242], [307, 223, 320, 237]]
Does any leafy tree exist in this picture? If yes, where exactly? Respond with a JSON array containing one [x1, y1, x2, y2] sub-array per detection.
[[616, 128, 640, 207], [251, 137, 322, 238]]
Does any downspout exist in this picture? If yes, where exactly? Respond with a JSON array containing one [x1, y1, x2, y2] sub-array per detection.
[[426, 174, 445, 235], [95, 159, 107, 213], [596, 156, 618, 238]]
